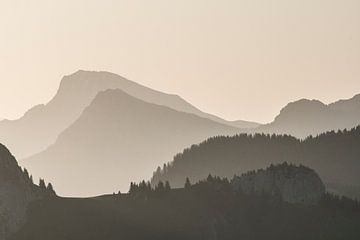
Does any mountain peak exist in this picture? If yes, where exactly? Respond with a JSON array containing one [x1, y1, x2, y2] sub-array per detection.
[[285, 98, 326, 109], [58, 70, 128, 91], [275, 98, 327, 120], [64, 69, 127, 79]]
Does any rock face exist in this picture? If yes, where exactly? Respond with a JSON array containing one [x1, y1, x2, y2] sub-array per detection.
[[0, 144, 49, 240], [232, 163, 325, 205]]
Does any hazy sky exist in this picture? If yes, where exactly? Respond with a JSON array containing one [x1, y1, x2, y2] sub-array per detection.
[[1, 0, 359, 123]]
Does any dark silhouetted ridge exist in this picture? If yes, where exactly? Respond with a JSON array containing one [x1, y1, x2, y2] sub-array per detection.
[[152, 126, 360, 199]]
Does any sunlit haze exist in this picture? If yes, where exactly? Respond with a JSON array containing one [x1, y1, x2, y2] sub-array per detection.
[[1, 0, 359, 123]]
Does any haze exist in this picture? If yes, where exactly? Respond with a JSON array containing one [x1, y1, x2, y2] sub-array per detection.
[[1, 0, 359, 123]]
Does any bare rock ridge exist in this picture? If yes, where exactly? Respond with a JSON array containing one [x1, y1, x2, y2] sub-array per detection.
[[232, 163, 325, 205], [0, 144, 54, 240]]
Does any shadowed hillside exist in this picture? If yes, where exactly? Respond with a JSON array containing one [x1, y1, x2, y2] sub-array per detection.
[[152, 126, 360, 199], [12, 170, 360, 240], [0, 144, 54, 240], [232, 163, 325, 205]]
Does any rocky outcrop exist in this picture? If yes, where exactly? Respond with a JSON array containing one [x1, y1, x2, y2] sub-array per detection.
[[232, 163, 325, 205], [0, 144, 53, 240]]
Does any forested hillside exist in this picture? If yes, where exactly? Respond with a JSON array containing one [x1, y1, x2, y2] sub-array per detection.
[[152, 126, 360, 199], [12, 174, 360, 240], [0, 144, 55, 240]]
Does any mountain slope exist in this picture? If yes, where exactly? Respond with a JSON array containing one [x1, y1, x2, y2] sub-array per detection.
[[152, 126, 360, 199], [21, 89, 239, 196], [256, 94, 360, 138], [228, 119, 260, 129], [0, 70, 252, 159], [0, 144, 53, 240]]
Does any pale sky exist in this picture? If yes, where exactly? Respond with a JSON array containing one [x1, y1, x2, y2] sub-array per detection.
[[0, 0, 359, 123]]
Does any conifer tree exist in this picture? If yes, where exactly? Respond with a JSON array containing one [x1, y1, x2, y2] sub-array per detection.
[[23, 168, 29, 179], [155, 181, 165, 193], [165, 181, 171, 192], [129, 182, 135, 194], [185, 177, 191, 189], [47, 182, 55, 194], [39, 178, 46, 189]]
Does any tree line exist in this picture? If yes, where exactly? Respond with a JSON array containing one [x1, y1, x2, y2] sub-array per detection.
[[151, 126, 360, 200]]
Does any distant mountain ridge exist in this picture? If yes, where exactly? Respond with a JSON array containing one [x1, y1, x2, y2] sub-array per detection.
[[22, 88, 240, 196], [0, 70, 256, 159], [255, 94, 360, 138]]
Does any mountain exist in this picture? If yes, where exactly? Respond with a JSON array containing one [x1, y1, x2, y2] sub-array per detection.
[[228, 119, 260, 129], [21, 89, 239, 196], [255, 94, 360, 138], [12, 168, 360, 240], [0, 144, 54, 240], [152, 126, 360, 199], [0, 70, 255, 159]]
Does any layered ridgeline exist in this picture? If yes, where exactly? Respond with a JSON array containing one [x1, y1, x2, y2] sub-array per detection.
[[22, 89, 240, 196], [0, 70, 258, 159], [12, 164, 360, 240], [0, 144, 54, 240], [152, 126, 360, 199], [255, 95, 360, 138]]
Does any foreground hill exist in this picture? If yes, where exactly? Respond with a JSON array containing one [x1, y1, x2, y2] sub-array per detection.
[[256, 94, 360, 138], [0, 70, 254, 159], [232, 163, 325, 205], [152, 126, 360, 199], [22, 89, 239, 196], [0, 144, 54, 240], [12, 170, 360, 240]]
